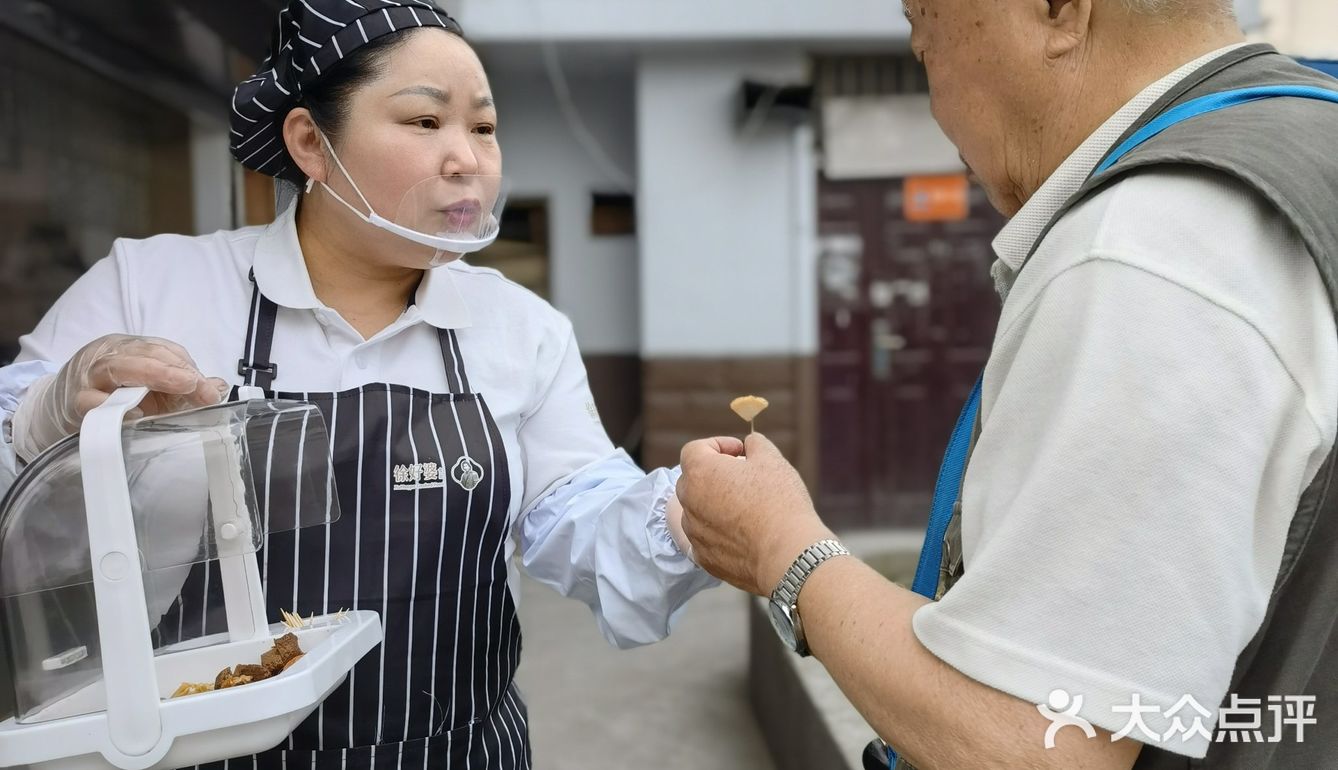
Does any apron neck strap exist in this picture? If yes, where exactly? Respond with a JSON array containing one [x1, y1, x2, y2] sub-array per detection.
[[239, 269, 280, 391], [437, 325, 472, 394], [239, 270, 469, 393]]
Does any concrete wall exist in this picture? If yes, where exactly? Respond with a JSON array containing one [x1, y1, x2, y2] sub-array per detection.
[[635, 48, 820, 481], [485, 46, 824, 464], [481, 51, 646, 448], [454, 0, 908, 44], [636, 48, 817, 358], [484, 56, 640, 357]]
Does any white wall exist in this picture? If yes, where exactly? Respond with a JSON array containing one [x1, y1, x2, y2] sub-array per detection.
[[485, 57, 640, 355], [1252, 0, 1338, 58], [637, 48, 818, 358], [453, 0, 908, 44]]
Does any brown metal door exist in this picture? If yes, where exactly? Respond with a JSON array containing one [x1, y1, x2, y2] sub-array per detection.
[[817, 176, 1003, 529]]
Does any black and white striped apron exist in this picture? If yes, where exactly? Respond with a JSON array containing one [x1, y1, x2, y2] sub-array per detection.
[[158, 281, 530, 769]]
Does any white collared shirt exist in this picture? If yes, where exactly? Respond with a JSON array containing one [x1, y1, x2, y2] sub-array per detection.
[[990, 43, 1248, 298], [912, 45, 1338, 757], [0, 202, 716, 649]]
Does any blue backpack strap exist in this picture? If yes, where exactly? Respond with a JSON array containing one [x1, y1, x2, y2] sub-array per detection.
[[1096, 84, 1338, 175], [909, 377, 982, 599]]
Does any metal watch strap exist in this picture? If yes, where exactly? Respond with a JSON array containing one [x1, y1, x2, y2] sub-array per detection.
[[772, 538, 850, 609]]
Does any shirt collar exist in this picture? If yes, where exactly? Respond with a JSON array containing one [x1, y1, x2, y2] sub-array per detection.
[[990, 43, 1250, 288], [416, 261, 473, 330], [252, 201, 473, 330]]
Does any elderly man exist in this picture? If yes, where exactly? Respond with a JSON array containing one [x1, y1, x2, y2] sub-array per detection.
[[674, 1, 1338, 768]]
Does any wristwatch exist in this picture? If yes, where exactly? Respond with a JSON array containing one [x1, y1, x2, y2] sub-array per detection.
[[768, 538, 850, 657]]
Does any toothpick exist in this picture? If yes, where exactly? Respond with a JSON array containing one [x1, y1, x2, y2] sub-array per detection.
[[281, 608, 312, 630]]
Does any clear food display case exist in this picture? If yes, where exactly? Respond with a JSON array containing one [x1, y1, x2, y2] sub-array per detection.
[[0, 388, 380, 770]]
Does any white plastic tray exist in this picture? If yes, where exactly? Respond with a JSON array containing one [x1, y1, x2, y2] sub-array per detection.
[[0, 612, 380, 770]]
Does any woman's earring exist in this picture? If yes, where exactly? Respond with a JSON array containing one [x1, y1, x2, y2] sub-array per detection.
[[305, 178, 315, 194]]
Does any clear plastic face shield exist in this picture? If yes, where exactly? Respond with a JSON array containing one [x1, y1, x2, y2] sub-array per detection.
[[313, 135, 506, 266]]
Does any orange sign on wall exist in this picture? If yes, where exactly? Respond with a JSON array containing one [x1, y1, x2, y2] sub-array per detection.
[[903, 174, 970, 222]]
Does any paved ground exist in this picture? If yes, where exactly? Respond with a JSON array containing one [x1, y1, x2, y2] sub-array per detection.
[[514, 575, 776, 770]]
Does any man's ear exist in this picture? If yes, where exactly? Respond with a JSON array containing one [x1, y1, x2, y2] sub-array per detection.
[[1039, 0, 1093, 59]]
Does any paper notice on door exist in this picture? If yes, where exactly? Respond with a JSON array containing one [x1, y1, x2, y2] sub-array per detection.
[[904, 175, 970, 222]]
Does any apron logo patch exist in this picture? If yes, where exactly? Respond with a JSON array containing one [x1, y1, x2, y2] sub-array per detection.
[[451, 456, 485, 492], [391, 458, 485, 492], [392, 461, 446, 491]]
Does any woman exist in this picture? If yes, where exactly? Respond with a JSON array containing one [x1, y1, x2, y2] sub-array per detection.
[[0, 1, 712, 767]]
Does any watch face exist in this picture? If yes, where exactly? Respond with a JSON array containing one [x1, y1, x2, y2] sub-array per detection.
[[768, 599, 798, 650]]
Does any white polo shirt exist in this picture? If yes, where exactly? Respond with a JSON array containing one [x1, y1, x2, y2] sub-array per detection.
[[0, 201, 716, 648], [911, 46, 1338, 757]]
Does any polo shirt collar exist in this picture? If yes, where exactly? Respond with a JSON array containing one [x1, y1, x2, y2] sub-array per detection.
[[251, 201, 473, 330], [990, 43, 1250, 294]]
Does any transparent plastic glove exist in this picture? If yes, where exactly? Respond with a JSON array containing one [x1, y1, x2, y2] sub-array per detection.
[[11, 334, 229, 462], [665, 491, 695, 563]]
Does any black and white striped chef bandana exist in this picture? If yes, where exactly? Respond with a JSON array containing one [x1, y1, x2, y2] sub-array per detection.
[[230, 0, 462, 182]]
